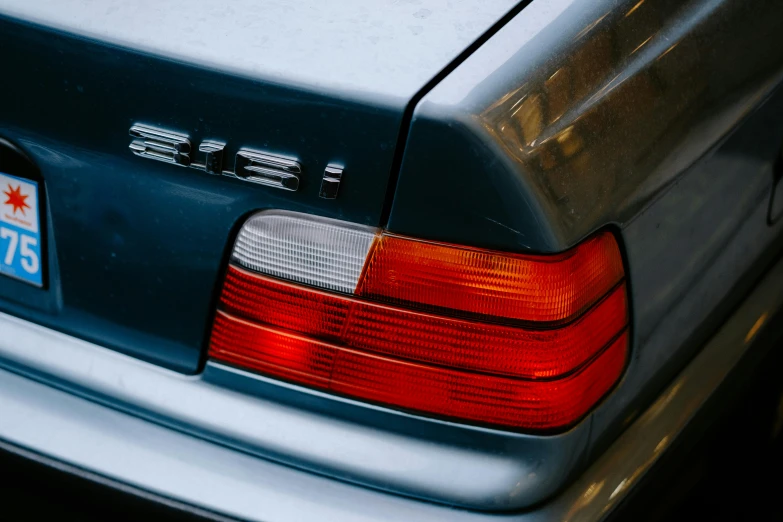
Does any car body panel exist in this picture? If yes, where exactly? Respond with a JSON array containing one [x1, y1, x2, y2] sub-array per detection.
[[1, 0, 783, 514], [385, 0, 783, 502], [389, 0, 783, 252], [0, 0, 519, 103], [0, 15, 404, 373], [0, 309, 588, 509], [0, 0, 521, 373], [1, 245, 782, 521], [4, 82, 773, 509]]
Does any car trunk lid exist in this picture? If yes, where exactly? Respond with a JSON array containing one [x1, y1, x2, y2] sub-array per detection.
[[0, 0, 518, 372]]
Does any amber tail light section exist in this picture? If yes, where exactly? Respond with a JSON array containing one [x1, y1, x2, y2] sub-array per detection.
[[209, 211, 629, 431]]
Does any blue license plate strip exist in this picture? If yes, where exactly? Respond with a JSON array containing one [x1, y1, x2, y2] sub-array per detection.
[[0, 172, 43, 287]]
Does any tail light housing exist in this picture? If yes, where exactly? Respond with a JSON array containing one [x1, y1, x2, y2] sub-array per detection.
[[209, 210, 629, 431]]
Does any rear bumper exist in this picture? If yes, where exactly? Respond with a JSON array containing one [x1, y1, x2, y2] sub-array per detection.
[[0, 309, 586, 512], [1, 253, 782, 521]]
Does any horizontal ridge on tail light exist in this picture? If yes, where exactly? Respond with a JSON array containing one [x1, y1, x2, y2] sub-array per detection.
[[209, 210, 629, 431]]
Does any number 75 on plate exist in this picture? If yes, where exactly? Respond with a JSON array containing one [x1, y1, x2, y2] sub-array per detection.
[[1, 172, 43, 287]]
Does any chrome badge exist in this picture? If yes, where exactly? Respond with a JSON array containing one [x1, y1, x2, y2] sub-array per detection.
[[129, 125, 192, 166], [231, 149, 301, 191], [128, 123, 340, 196]]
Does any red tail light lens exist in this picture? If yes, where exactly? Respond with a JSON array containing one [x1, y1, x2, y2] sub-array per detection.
[[209, 211, 629, 431], [219, 266, 627, 379], [357, 233, 624, 323]]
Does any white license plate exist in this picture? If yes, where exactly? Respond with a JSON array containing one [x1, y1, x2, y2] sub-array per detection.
[[0, 172, 43, 287]]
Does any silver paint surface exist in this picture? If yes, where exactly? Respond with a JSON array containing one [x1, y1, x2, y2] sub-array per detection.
[[2, 0, 783, 513], [389, 0, 783, 250], [0, 309, 588, 509], [0, 0, 519, 104], [387, 0, 783, 503], [1, 247, 781, 521]]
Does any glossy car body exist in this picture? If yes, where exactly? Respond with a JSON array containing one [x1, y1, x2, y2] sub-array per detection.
[[0, 0, 782, 519]]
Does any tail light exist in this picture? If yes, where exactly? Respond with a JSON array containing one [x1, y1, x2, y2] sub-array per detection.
[[209, 210, 628, 431]]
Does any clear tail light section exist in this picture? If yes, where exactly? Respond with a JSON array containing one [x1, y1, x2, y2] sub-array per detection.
[[209, 210, 629, 431]]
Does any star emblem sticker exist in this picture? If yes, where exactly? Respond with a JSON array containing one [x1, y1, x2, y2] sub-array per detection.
[[4, 184, 30, 216]]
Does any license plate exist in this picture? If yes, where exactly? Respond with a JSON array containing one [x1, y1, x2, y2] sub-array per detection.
[[0, 172, 43, 287]]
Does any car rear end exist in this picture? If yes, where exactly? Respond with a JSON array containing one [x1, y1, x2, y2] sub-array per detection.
[[1, 0, 783, 520]]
